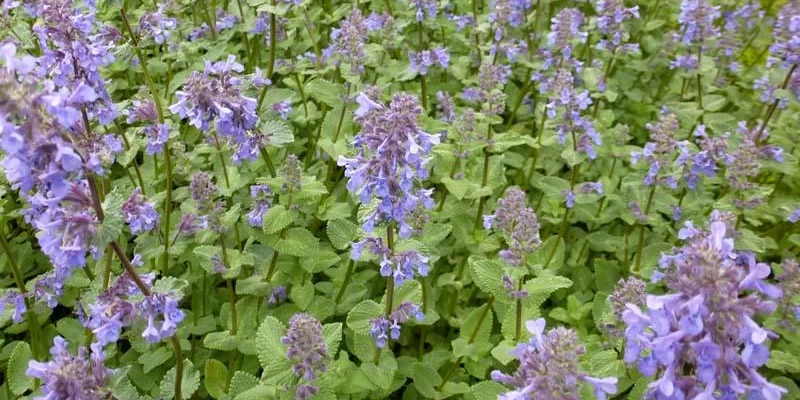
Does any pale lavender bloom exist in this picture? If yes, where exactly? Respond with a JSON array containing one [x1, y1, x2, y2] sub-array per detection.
[[272, 100, 292, 119], [717, 5, 762, 72], [408, 47, 449, 76], [484, 187, 542, 267], [27, 337, 112, 400], [562, 190, 576, 208], [630, 113, 681, 187], [338, 93, 439, 236], [0, 291, 27, 323], [580, 181, 603, 195], [122, 187, 159, 234], [351, 237, 430, 286], [215, 8, 239, 30], [282, 313, 329, 400], [768, 2, 800, 68], [489, 0, 531, 39], [502, 275, 529, 299], [170, 56, 258, 155], [324, 10, 368, 74], [178, 213, 208, 236], [84, 270, 184, 345], [369, 302, 423, 348], [621, 213, 785, 399], [543, 69, 601, 159], [492, 319, 617, 400], [436, 91, 455, 122], [776, 259, 800, 327], [268, 286, 287, 306], [247, 184, 272, 227], [789, 208, 800, 223], [365, 12, 392, 31], [595, 0, 640, 54], [137, 5, 177, 45], [413, 0, 437, 21], [34, 0, 118, 125]]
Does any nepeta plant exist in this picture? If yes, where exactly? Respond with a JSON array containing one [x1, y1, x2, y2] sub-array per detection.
[[1, 0, 798, 399]]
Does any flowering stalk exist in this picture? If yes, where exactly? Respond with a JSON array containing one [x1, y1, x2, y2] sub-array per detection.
[[374, 223, 396, 364], [120, 7, 174, 273], [234, 0, 253, 72], [754, 64, 796, 143], [633, 184, 657, 273], [334, 259, 355, 304], [473, 113, 494, 232], [417, 21, 428, 111], [0, 232, 41, 361]]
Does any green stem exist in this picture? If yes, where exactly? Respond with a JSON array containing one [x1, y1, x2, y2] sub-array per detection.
[[293, 73, 309, 119], [302, 8, 322, 63], [754, 64, 797, 143], [259, 146, 278, 178], [436, 296, 494, 390], [633, 184, 657, 274], [235, 0, 253, 72], [0, 233, 40, 361], [219, 235, 237, 335], [473, 116, 495, 232], [696, 47, 704, 124], [334, 259, 355, 304], [514, 277, 523, 341]]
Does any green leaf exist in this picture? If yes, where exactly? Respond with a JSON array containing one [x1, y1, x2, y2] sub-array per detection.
[[8, 342, 32, 395], [346, 300, 383, 335], [471, 381, 506, 400], [160, 359, 200, 400], [411, 362, 442, 398], [327, 219, 359, 250], [204, 359, 228, 399], [468, 256, 505, 298], [93, 189, 125, 248], [274, 227, 319, 257], [139, 346, 173, 373], [262, 205, 294, 234], [255, 316, 294, 386], [234, 385, 278, 400], [204, 330, 239, 351], [229, 371, 260, 398], [306, 79, 342, 107], [322, 322, 343, 355], [442, 177, 481, 201], [259, 119, 294, 147], [290, 281, 315, 310], [767, 350, 800, 373], [360, 351, 397, 390]]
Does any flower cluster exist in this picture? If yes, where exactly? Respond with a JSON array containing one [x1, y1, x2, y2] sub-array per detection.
[[369, 302, 424, 348], [484, 187, 542, 267], [282, 313, 329, 400], [671, 0, 720, 70], [83, 270, 184, 344], [137, 5, 178, 45], [716, 5, 762, 74], [34, 0, 118, 125], [622, 212, 785, 399], [170, 56, 261, 163], [542, 68, 601, 159], [595, 0, 640, 55], [492, 319, 618, 400], [122, 188, 159, 234], [351, 237, 430, 286], [630, 112, 681, 188], [408, 47, 449, 76], [768, 1, 800, 69], [324, 9, 369, 74], [27, 336, 112, 400], [413, 0, 437, 21], [247, 184, 273, 227], [776, 259, 800, 327], [488, 0, 531, 39], [339, 92, 439, 235], [126, 99, 170, 155]]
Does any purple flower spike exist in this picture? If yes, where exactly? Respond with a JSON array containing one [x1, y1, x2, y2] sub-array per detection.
[[492, 318, 617, 399], [122, 188, 159, 234], [621, 212, 786, 400], [27, 336, 112, 400], [282, 313, 329, 399]]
